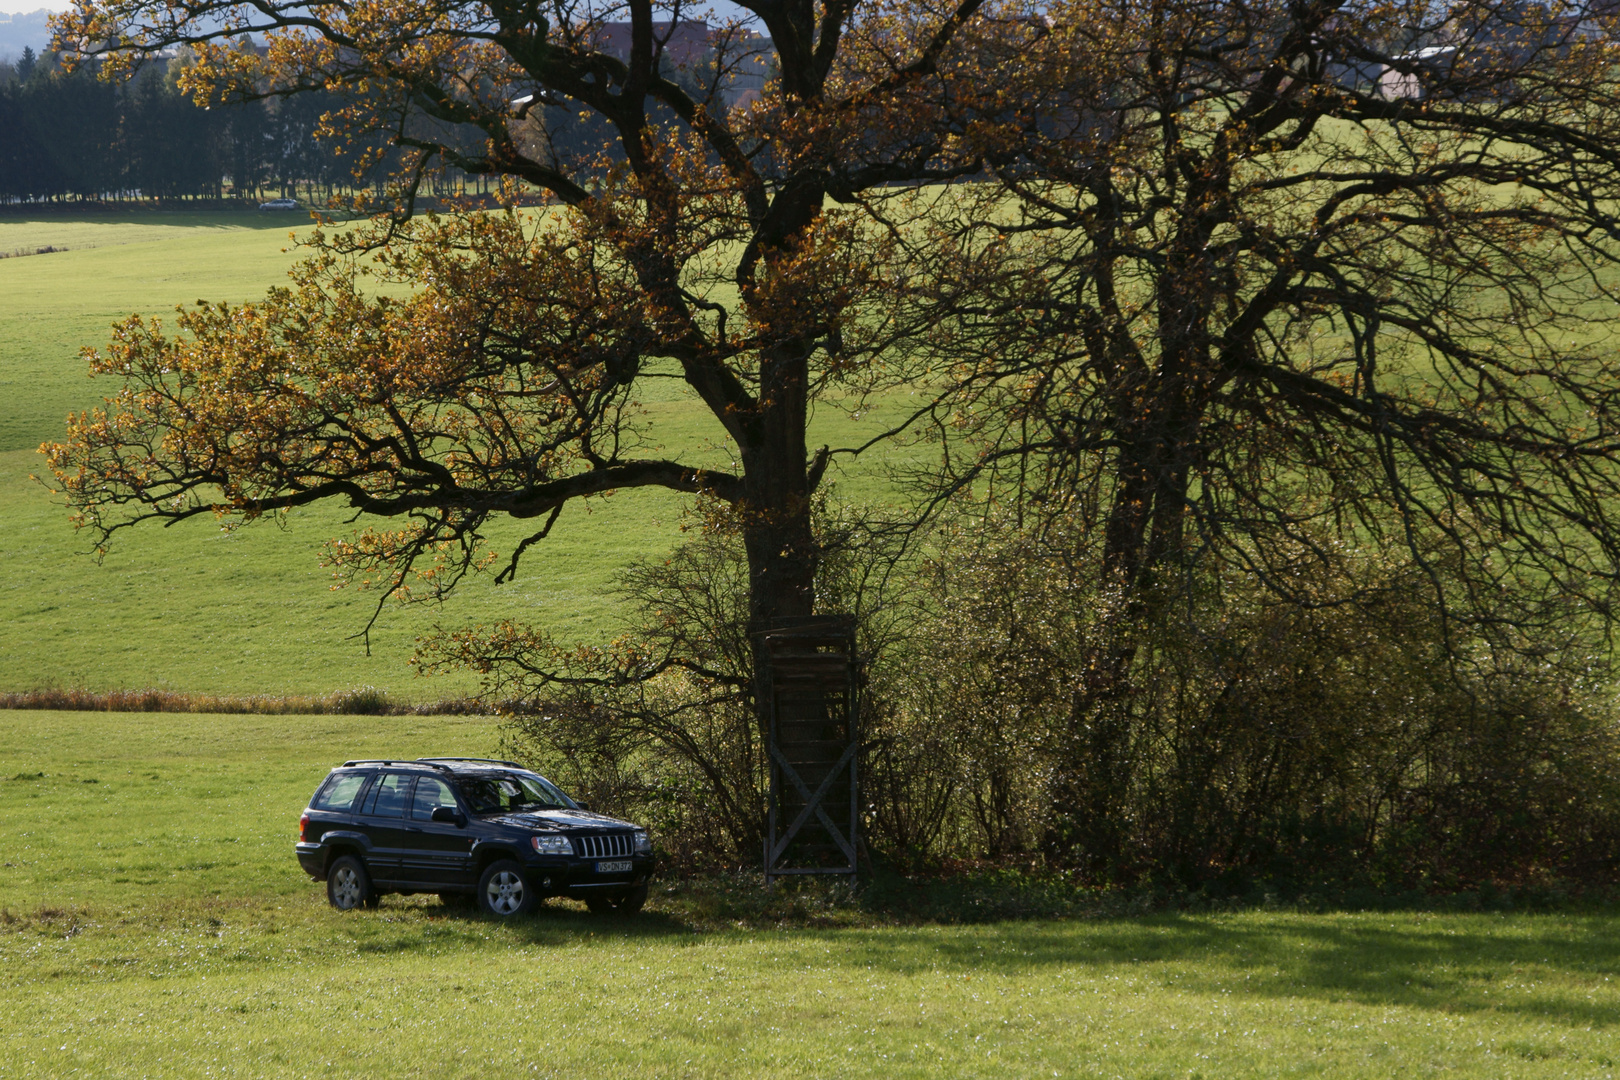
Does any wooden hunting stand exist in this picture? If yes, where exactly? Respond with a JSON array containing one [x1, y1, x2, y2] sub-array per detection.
[[760, 615, 859, 885]]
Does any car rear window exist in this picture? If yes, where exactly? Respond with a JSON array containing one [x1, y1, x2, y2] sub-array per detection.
[[311, 772, 368, 812]]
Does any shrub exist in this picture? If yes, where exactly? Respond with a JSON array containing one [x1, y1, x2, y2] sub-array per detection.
[[895, 518, 1620, 891], [434, 504, 1620, 890]]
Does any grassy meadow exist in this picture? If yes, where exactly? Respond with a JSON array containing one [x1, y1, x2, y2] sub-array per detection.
[[0, 209, 914, 699], [2, 707, 1618, 1079], [7, 209, 1620, 1079]]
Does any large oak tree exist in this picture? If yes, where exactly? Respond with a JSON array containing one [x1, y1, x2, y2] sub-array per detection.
[[44, 1, 992, 706], [873, 0, 1620, 867], [47, 0, 1620, 872], [927, 0, 1620, 612]]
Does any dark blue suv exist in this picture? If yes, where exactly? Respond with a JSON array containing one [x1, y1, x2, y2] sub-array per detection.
[[295, 758, 654, 917]]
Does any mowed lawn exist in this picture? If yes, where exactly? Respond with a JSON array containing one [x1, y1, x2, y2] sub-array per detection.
[[0, 210, 911, 700], [0, 708, 1617, 1079]]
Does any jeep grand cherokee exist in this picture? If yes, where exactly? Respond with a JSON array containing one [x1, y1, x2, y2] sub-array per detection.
[[295, 758, 654, 917]]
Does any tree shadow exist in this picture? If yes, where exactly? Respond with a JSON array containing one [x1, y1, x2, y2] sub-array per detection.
[[0, 207, 303, 233], [830, 912, 1620, 1028], [401, 894, 699, 943], [0, 206, 279, 221], [372, 889, 1620, 1029]]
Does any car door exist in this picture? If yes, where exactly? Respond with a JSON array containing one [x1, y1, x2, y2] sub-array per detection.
[[354, 771, 416, 883], [403, 775, 474, 886]]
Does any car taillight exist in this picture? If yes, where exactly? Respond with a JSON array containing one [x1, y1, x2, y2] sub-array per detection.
[[299, 813, 309, 842]]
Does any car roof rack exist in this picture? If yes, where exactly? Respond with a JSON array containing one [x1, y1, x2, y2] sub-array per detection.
[[339, 759, 454, 772], [415, 757, 527, 769]]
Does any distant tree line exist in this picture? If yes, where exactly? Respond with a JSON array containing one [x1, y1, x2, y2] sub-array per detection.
[[0, 48, 501, 205]]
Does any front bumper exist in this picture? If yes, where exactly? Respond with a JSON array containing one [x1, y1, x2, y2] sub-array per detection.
[[522, 852, 655, 895]]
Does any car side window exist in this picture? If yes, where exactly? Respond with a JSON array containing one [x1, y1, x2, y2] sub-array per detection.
[[362, 772, 414, 818], [410, 777, 457, 820], [311, 772, 369, 812]]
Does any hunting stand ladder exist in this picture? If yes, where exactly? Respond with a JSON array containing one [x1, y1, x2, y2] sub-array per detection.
[[761, 616, 859, 885]]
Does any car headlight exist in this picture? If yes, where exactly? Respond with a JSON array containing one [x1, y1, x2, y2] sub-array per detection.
[[531, 834, 572, 855], [633, 829, 652, 854]]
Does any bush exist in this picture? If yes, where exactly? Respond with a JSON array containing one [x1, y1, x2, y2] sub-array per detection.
[[430, 504, 1620, 891], [892, 518, 1620, 892]]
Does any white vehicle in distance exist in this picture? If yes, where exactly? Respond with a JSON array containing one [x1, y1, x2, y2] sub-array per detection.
[[258, 197, 299, 210]]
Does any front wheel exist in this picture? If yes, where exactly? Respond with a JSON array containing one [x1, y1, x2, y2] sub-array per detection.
[[326, 855, 377, 911], [477, 860, 537, 918], [586, 883, 648, 916]]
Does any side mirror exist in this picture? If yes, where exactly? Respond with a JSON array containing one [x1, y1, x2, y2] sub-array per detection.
[[431, 806, 466, 826], [574, 802, 592, 813]]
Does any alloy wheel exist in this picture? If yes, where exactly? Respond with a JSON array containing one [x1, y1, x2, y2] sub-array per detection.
[[485, 870, 526, 915], [331, 865, 363, 910]]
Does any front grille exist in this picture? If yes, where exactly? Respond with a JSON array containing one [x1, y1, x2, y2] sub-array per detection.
[[575, 832, 633, 859]]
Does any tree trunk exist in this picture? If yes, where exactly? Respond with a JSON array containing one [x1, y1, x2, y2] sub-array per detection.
[[740, 342, 819, 739], [1057, 226, 1216, 874]]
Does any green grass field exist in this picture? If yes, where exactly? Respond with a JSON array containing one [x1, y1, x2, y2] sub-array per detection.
[[0, 209, 912, 699], [2, 706, 1618, 1079], [6, 210, 1620, 1079]]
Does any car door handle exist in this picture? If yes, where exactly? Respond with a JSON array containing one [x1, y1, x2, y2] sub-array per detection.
[[405, 826, 423, 833]]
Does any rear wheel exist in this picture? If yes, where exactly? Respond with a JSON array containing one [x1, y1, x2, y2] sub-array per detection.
[[326, 855, 377, 911], [586, 883, 648, 916], [477, 860, 537, 918]]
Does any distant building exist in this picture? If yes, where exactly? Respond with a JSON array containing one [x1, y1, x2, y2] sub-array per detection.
[[1378, 45, 1456, 99], [590, 19, 714, 69], [1374, 0, 1608, 101], [589, 20, 774, 109], [716, 30, 773, 109]]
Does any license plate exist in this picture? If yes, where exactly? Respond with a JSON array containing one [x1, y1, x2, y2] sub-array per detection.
[[596, 860, 632, 873]]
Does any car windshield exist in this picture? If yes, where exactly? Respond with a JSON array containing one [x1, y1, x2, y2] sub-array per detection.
[[459, 773, 576, 814]]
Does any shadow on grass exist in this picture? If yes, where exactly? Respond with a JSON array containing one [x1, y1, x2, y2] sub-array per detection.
[[384, 893, 696, 941], [389, 890, 1620, 1030], [830, 912, 1620, 1028], [0, 208, 296, 229]]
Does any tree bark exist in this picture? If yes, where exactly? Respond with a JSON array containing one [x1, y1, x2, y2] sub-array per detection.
[[1062, 204, 1220, 873], [740, 340, 819, 741]]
